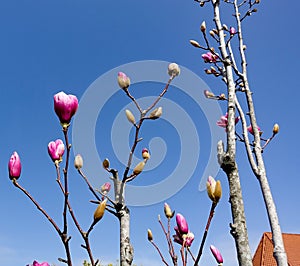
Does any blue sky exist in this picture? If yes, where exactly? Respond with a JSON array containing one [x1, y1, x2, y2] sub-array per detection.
[[0, 1, 299, 265]]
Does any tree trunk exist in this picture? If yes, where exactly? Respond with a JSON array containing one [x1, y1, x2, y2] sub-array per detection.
[[211, 0, 253, 263], [218, 141, 253, 266], [112, 172, 134, 266], [119, 208, 134, 266]]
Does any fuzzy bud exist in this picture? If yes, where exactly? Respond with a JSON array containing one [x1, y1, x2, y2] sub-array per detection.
[[222, 24, 228, 31], [200, 21, 206, 32], [189, 40, 201, 48], [149, 107, 162, 120], [133, 161, 145, 175], [125, 109, 136, 124], [147, 229, 153, 241], [214, 180, 222, 203], [204, 90, 215, 99], [74, 154, 83, 169], [117, 72, 130, 89], [164, 203, 174, 219], [142, 148, 151, 160], [273, 123, 279, 135], [93, 199, 107, 223], [168, 63, 180, 77], [102, 158, 110, 169]]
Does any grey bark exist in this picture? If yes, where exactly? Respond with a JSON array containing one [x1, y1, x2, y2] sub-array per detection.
[[231, 0, 288, 263], [111, 171, 134, 266], [212, 0, 253, 265]]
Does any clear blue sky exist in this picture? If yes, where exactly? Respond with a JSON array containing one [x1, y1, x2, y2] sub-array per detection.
[[0, 1, 299, 266]]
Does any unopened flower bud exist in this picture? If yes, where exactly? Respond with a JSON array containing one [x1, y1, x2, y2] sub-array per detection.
[[8, 151, 21, 180], [204, 90, 215, 99], [200, 21, 206, 32], [101, 182, 111, 194], [117, 72, 130, 89], [125, 109, 136, 124], [273, 123, 279, 135], [176, 213, 189, 234], [243, 44, 247, 50], [218, 93, 225, 100], [213, 29, 219, 35], [164, 203, 174, 219], [102, 158, 110, 169], [133, 161, 145, 175], [222, 24, 228, 31], [210, 245, 224, 264], [214, 180, 222, 203], [142, 148, 151, 160], [189, 40, 201, 48], [255, 0, 260, 3], [93, 199, 107, 223], [210, 66, 217, 73], [200, 1, 205, 7], [168, 63, 180, 77], [252, 8, 258, 12], [147, 229, 153, 241], [209, 30, 215, 37], [149, 107, 162, 120], [205, 69, 212, 75], [74, 154, 83, 169], [230, 27, 236, 35]]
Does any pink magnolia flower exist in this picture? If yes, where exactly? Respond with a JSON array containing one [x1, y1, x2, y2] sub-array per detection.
[[210, 245, 224, 263], [27, 261, 50, 266], [54, 91, 78, 124], [176, 213, 189, 234], [8, 151, 21, 180], [48, 139, 65, 162], [230, 26, 236, 35], [117, 72, 131, 89], [247, 125, 262, 135], [173, 230, 194, 247], [217, 113, 240, 129], [101, 182, 111, 194], [201, 52, 219, 63]]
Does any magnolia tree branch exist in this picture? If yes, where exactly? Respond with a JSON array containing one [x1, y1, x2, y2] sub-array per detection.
[[233, 0, 288, 264], [211, 0, 253, 264]]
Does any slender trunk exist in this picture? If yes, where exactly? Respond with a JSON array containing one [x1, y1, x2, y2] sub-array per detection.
[[119, 209, 134, 266], [229, 0, 288, 263], [112, 172, 134, 266], [211, 0, 253, 264], [257, 171, 287, 265], [217, 142, 253, 266]]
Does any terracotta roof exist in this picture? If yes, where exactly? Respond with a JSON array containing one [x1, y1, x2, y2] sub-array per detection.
[[252, 232, 300, 266]]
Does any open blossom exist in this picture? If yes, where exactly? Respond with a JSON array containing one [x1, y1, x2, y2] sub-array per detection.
[[210, 245, 224, 264], [54, 91, 78, 125], [8, 151, 21, 180], [247, 125, 262, 135], [26, 261, 50, 266], [173, 231, 194, 247], [217, 113, 240, 129], [48, 139, 65, 162], [202, 52, 219, 63]]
